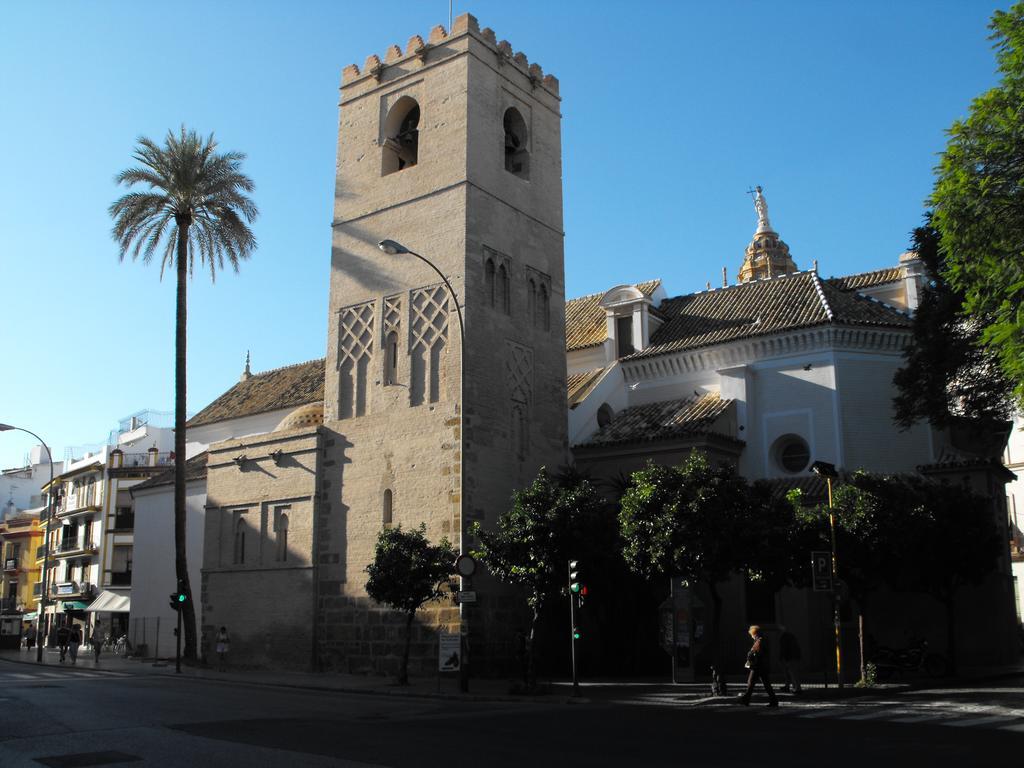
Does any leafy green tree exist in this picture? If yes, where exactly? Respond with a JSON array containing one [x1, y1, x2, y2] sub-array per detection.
[[618, 453, 763, 658], [831, 474, 1002, 673], [931, 4, 1024, 402], [470, 467, 607, 689], [365, 524, 456, 685], [110, 127, 258, 660], [893, 222, 1015, 430]]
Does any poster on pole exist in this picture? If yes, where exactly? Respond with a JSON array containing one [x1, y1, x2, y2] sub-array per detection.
[[438, 632, 461, 672]]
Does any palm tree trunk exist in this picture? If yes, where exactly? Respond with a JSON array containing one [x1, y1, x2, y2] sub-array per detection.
[[175, 225, 198, 660]]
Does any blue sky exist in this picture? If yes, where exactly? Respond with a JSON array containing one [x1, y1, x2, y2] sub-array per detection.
[[0, 0, 1004, 469]]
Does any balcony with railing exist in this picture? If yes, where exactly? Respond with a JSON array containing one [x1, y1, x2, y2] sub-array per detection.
[[52, 581, 96, 600], [109, 571, 132, 587], [112, 511, 135, 531], [54, 538, 98, 558], [33, 582, 42, 597], [36, 545, 46, 562], [56, 493, 102, 520], [0, 597, 18, 613], [3, 558, 18, 573]]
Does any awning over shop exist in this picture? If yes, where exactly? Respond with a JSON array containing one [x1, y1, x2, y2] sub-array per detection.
[[84, 591, 130, 613], [62, 601, 89, 611], [22, 612, 37, 621]]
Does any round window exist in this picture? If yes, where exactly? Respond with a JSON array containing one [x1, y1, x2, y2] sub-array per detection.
[[773, 435, 810, 474]]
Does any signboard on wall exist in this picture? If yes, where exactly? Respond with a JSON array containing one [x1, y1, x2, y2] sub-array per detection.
[[438, 632, 461, 672]]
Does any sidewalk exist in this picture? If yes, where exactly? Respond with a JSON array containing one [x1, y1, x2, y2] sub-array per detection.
[[3, 647, 1020, 705]]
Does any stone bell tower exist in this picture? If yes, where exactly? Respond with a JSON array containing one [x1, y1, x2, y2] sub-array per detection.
[[319, 14, 567, 673]]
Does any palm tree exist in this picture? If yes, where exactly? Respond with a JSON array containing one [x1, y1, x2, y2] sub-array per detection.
[[110, 127, 258, 660]]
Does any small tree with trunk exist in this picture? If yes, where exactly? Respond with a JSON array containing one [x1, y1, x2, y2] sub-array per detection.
[[829, 474, 1002, 674], [470, 467, 607, 690], [618, 453, 761, 663], [365, 524, 456, 685]]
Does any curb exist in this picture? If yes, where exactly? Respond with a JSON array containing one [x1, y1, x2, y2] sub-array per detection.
[[0, 654, 136, 678]]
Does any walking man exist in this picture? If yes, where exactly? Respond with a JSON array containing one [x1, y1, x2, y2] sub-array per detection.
[[91, 621, 103, 664], [56, 623, 71, 664], [779, 625, 802, 694], [739, 624, 778, 707], [68, 624, 81, 665]]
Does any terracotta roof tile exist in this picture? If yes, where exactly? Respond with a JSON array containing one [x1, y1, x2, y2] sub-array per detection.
[[565, 280, 661, 352], [576, 393, 732, 447], [187, 359, 325, 428], [567, 367, 607, 408], [829, 267, 903, 292], [627, 271, 910, 361]]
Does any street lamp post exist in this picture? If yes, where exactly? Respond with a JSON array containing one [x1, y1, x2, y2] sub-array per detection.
[[0, 424, 55, 664], [810, 460, 843, 688], [377, 239, 470, 692]]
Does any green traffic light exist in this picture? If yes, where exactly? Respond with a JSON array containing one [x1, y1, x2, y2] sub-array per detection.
[[572, 627, 582, 640], [570, 582, 581, 593], [177, 593, 186, 602]]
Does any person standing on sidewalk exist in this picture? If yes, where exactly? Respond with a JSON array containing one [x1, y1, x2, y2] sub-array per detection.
[[779, 625, 802, 694], [739, 624, 778, 707], [215, 626, 230, 672], [25, 624, 36, 651], [68, 624, 81, 665], [56, 623, 71, 664], [90, 621, 103, 664]]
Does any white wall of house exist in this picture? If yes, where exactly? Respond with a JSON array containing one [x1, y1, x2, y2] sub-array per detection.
[[1, 445, 63, 519], [129, 478, 206, 659], [186, 408, 296, 458]]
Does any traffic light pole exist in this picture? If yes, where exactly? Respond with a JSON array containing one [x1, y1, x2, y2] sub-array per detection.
[[568, 559, 579, 697], [176, 606, 182, 674]]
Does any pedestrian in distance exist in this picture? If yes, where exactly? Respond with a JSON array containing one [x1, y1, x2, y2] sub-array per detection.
[[91, 621, 103, 664], [215, 626, 230, 672], [56, 623, 71, 664], [779, 625, 802, 694], [68, 624, 81, 665], [25, 623, 36, 650], [738, 624, 778, 707]]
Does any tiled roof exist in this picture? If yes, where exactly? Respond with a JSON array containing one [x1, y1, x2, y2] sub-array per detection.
[[187, 359, 325, 428], [565, 280, 661, 352], [131, 452, 209, 492], [576, 393, 732, 448], [567, 368, 607, 408], [829, 267, 902, 292], [627, 271, 910, 361]]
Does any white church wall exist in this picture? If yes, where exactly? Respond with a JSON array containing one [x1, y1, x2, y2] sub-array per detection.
[[568, 364, 627, 446], [749, 354, 839, 479], [186, 408, 296, 458], [834, 352, 933, 473], [567, 345, 609, 376]]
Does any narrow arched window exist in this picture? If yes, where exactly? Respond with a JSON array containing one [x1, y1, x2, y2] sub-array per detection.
[[233, 517, 246, 565], [485, 259, 495, 308], [275, 512, 289, 563], [528, 279, 537, 326], [384, 330, 399, 385], [497, 264, 510, 315], [503, 107, 529, 179], [383, 489, 393, 528], [597, 403, 614, 429], [539, 284, 550, 331], [382, 96, 420, 175]]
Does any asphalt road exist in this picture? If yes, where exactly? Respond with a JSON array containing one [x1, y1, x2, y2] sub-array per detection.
[[0, 663, 1020, 767]]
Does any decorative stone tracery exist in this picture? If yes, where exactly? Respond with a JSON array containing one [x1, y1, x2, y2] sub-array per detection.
[[337, 300, 375, 418], [409, 285, 449, 405]]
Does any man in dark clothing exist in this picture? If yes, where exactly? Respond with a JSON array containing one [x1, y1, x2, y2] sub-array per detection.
[[779, 625, 802, 693], [55, 623, 71, 664], [739, 624, 778, 707]]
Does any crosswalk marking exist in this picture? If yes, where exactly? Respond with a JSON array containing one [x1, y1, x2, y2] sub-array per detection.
[[888, 713, 947, 723], [798, 708, 844, 718], [838, 709, 895, 721], [999, 722, 1024, 732], [945, 715, 1018, 728]]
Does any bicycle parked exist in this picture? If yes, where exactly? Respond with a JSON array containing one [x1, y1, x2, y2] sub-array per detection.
[[869, 636, 947, 680]]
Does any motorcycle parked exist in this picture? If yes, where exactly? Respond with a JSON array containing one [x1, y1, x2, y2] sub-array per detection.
[[869, 637, 947, 680]]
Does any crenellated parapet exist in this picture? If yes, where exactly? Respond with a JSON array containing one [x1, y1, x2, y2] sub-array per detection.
[[340, 13, 559, 97]]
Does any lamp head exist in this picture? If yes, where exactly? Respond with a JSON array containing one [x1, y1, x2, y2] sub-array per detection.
[[0, 424, 14, 432], [809, 460, 838, 479], [378, 239, 409, 256]]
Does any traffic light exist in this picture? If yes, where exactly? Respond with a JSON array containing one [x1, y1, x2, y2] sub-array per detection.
[[572, 626, 582, 640], [169, 591, 187, 611], [569, 560, 582, 594]]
